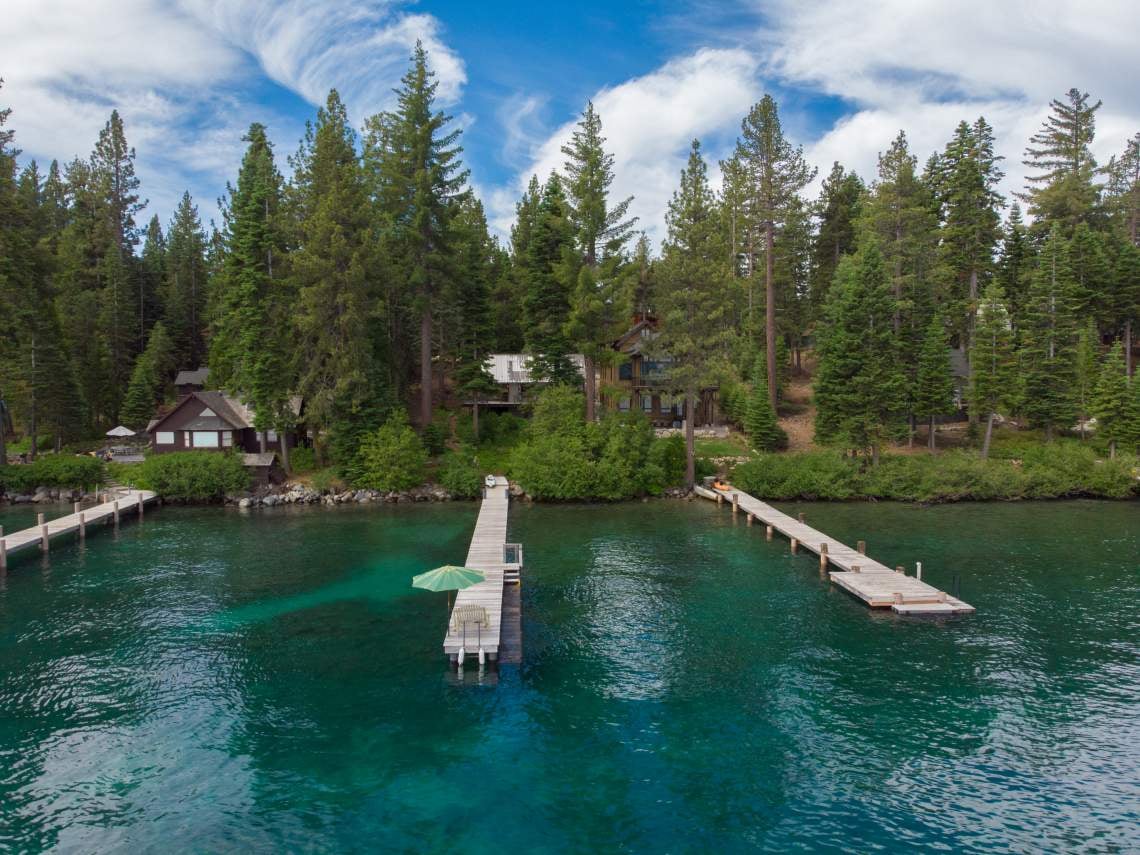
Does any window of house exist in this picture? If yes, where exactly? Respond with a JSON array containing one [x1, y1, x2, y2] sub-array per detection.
[[642, 395, 653, 412], [266, 429, 278, 443], [156, 431, 175, 445], [221, 431, 233, 448], [618, 363, 633, 380], [192, 431, 219, 448], [618, 397, 631, 411], [660, 396, 672, 414]]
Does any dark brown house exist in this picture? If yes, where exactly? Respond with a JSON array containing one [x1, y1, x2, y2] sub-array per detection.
[[598, 319, 719, 427], [146, 390, 303, 456]]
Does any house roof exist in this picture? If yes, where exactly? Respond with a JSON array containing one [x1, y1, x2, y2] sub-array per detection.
[[174, 367, 210, 386], [147, 389, 303, 434], [242, 452, 277, 468], [613, 320, 658, 355], [486, 354, 585, 384]]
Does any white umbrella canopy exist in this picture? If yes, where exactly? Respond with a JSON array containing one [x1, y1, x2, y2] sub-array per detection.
[[105, 425, 136, 438]]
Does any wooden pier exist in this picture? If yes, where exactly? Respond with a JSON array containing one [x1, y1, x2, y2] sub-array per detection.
[[695, 484, 973, 616], [443, 476, 523, 664], [0, 490, 159, 570]]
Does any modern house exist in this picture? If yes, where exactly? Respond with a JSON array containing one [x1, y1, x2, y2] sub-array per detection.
[[174, 367, 210, 397], [598, 318, 719, 427], [475, 353, 587, 409], [146, 390, 303, 483]]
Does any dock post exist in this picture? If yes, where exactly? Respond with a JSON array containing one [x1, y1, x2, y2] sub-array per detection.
[[0, 537, 6, 570], [137, 493, 144, 520], [113, 501, 120, 526], [916, 562, 922, 581], [790, 538, 799, 554], [798, 512, 806, 524], [765, 525, 773, 541], [746, 513, 753, 527], [717, 493, 723, 506], [731, 493, 738, 516], [857, 540, 866, 555], [895, 565, 905, 574], [851, 564, 860, 574], [79, 513, 86, 540], [37, 512, 45, 527], [41, 524, 50, 553], [74, 502, 81, 514], [820, 543, 828, 571]]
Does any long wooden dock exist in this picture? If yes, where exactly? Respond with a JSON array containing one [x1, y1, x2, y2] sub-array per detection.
[[695, 484, 973, 616], [0, 490, 159, 569], [443, 476, 521, 664]]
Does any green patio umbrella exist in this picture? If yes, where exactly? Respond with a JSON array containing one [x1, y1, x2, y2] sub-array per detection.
[[412, 565, 486, 623]]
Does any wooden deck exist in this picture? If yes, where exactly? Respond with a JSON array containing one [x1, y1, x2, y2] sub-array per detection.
[[0, 490, 159, 569], [443, 476, 513, 662], [695, 485, 973, 616]]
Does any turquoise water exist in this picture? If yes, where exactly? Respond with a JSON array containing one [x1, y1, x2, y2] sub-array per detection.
[[0, 500, 1137, 852]]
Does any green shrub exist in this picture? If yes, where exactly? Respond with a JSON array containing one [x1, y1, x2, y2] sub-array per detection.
[[648, 434, 687, 488], [511, 434, 597, 499], [288, 446, 317, 474], [354, 412, 428, 491], [732, 452, 860, 500], [421, 408, 450, 456], [133, 452, 249, 502], [439, 447, 482, 498], [309, 467, 345, 494], [0, 455, 105, 493]]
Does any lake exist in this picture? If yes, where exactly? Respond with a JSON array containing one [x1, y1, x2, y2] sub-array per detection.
[[1, 499, 1137, 852]]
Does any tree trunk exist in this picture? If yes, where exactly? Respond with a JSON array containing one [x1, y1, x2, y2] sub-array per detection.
[[871, 443, 880, 467], [765, 221, 777, 412], [981, 411, 995, 459], [420, 307, 432, 428], [1109, 439, 1116, 460], [259, 431, 267, 453], [928, 416, 936, 451], [583, 355, 596, 422], [684, 393, 696, 488], [29, 335, 37, 462], [1126, 320, 1133, 378], [907, 414, 915, 448], [472, 401, 480, 443], [1044, 424, 1053, 443], [967, 268, 979, 426], [280, 432, 291, 473]]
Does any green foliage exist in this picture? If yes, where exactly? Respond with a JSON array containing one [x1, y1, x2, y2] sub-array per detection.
[[1091, 342, 1131, 454], [0, 455, 105, 493], [745, 363, 787, 451], [287, 445, 317, 474], [133, 452, 248, 502], [438, 447, 482, 498], [913, 313, 956, 446], [421, 408, 450, 456], [353, 412, 428, 492], [732, 447, 1138, 502]]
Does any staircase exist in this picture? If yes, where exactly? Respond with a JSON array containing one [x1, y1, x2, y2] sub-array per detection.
[[503, 542, 523, 585]]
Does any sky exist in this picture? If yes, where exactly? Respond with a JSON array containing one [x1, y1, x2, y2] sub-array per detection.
[[3, 0, 1139, 249]]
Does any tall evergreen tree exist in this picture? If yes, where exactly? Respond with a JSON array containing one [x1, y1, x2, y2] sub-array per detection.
[[1091, 341, 1130, 457], [814, 243, 908, 463], [1074, 319, 1099, 440], [290, 90, 377, 461], [734, 95, 816, 410], [162, 191, 208, 369], [656, 140, 732, 484], [560, 102, 636, 420], [970, 284, 1015, 457], [810, 161, 864, 309], [913, 313, 956, 450], [1020, 88, 1102, 233], [521, 174, 578, 384], [994, 203, 1034, 327], [1021, 227, 1080, 439]]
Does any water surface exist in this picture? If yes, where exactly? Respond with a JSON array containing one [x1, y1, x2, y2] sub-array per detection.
[[0, 500, 1137, 852]]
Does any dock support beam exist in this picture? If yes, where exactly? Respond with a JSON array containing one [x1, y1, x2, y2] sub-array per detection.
[[0, 527, 5, 570], [766, 525, 773, 541], [73, 502, 81, 514], [857, 540, 866, 555], [113, 501, 120, 526], [138, 493, 144, 519], [732, 493, 738, 516], [746, 513, 753, 527], [820, 543, 828, 571], [790, 538, 799, 554], [41, 524, 49, 553], [79, 513, 86, 540], [798, 512, 806, 524]]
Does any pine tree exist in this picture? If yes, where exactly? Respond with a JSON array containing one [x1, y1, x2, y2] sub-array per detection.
[[734, 95, 816, 410], [521, 174, 578, 384], [970, 284, 1015, 457], [138, 215, 166, 350], [744, 358, 784, 451], [290, 90, 377, 461], [1104, 132, 1139, 245], [813, 243, 908, 463], [1020, 88, 1102, 233], [656, 140, 732, 485], [913, 313, 956, 450], [561, 102, 636, 421], [209, 123, 296, 460], [1021, 226, 1080, 439], [377, 42, 469, 427], [810, 161, 864, 310], [120, 354, 158, 429], [1068, 223, 1111, 319], [994, 203, 1033, 327], [1109, 241, 1140, 377], [1091, 342, 1130, 457], [162, 191, 208, 369]]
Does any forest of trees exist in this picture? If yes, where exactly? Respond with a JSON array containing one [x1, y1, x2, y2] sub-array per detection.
[[2, 43, 1139, 480]]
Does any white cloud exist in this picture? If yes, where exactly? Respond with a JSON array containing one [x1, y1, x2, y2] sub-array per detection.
[[489, 47, 763, 247], [182, 0, 466, 118]]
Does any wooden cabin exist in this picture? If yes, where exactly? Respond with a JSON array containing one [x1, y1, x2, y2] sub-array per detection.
[[146, 390, 304, 457], [473, 354, 586, 410], [174, 367, 210, 397], [598, 319, 719, 427]]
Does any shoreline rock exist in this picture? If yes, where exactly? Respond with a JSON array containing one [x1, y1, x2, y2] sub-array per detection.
[[227, 481, 462, 509]]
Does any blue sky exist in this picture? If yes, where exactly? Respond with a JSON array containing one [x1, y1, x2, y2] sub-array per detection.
[[4, 1, 1138, 247]]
